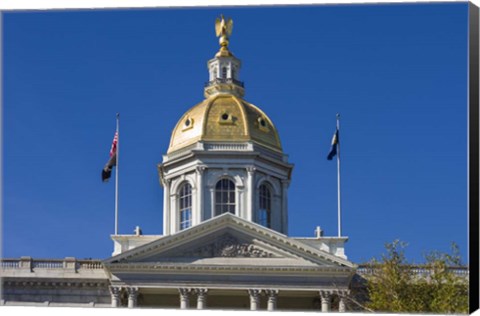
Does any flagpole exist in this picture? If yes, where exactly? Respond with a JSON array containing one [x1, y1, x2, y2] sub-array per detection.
[[336, 113, 342, 237], [115, 113, 119, 236]]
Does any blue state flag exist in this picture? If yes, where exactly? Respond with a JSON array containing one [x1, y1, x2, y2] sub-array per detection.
[[327, 129, 339, 160]]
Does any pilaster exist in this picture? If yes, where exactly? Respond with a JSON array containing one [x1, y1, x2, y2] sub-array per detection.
[[163, 178, 171, 235], [281, 179, 290, 234], [246, 167, 255, 222], [195, 166, 206, 225], [209, 186, 215, 218], [170, 190, 178, 234]]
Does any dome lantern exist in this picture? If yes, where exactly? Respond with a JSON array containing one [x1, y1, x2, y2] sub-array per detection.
[[204, 15, 244, 98]]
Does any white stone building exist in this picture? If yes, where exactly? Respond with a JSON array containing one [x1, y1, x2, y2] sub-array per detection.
[[1, 16, 356, 311]]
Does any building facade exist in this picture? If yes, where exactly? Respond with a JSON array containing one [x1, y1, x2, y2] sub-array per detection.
[[1, 16, 356, 311]]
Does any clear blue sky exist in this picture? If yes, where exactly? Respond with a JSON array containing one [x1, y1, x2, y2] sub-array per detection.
[[2, 3, 469, 264]]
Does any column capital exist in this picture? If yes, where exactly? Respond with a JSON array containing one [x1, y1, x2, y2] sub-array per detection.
[[179, 288, 192, 296], [109, 286, 122, 296], [126, 287, 138, 293], [319, 290, 333, 299], [248, 289, 261, 298], [246, 166, 256, 174], [265, 289, 279, 297], [194, 288, 208, 295], [333, 289, 350, 297], [196, 165, 207, 175]]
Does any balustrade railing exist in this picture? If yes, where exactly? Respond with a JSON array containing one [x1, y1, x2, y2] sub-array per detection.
[[205, 78, 244, 88], [1, 258, 104, 272], [33, 260, 64, 269], [205, 143, 249, 151], [0, 259, 19, 269], [77, 260, 104, 270], [356, 264, 469, 278]]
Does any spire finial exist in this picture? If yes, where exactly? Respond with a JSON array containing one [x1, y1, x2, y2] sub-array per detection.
[[215, 15, 233, 56]]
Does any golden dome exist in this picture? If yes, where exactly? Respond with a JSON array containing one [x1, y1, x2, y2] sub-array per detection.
[[167, 94, 282, 154]]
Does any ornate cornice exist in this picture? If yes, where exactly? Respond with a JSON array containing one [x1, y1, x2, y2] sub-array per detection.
[[2, 279, 109, 289], [104, 261, 352, 275]]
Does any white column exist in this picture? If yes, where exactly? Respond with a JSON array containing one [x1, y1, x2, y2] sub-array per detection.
[[248, 289, 261, 311], [109, 286, 121, 308], [339, 297, 346, 312], [246, 167, 255, 222], [320, 291, 331, 312], [237, 185, 245, 217], [281, 179, 290, 235], [195, 166, 206, 225], [179, 288, 191, 309], [127, 287, 138, 308], [336, 290, 349, 312], [170, 190, 178, 234], [209, 186, 215, 217], [163, 179, 171, 235], [194, 288, 208, 309], [266, 289, 278, 311]]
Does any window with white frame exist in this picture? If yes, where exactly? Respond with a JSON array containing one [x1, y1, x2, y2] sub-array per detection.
[[215, 178, 235, 216], [179, 183, 192, 230], [258, 183, 272, 228]]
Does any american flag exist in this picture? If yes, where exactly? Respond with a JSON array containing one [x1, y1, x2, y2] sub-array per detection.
[[109, 132, 118, 157], [102, 132, 118, 182]]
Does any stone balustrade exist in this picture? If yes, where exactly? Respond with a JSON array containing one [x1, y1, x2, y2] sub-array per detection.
[[1, 257, 104, 273], [204, 143, 251, 151], [0, 259, 20, 269], [356, 264, 469, 278]]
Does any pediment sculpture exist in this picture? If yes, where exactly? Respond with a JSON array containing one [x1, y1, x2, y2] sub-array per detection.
[[184, 234, 274, 258]]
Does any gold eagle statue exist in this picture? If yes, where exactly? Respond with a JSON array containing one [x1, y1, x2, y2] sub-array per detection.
[[215, 15, 233, 38]]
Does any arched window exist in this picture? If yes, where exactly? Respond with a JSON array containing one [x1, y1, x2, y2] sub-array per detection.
[[215, 179, 235, 216], [179, 183, 192, 230], [258, 184, 272, 228], [222, 66, 228, 79]]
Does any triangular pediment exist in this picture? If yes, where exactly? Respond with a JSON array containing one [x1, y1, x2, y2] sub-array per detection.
[[104, 213, 354, 270]]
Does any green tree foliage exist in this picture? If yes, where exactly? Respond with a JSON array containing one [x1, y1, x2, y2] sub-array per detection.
[[365, 240, 468, 314]]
